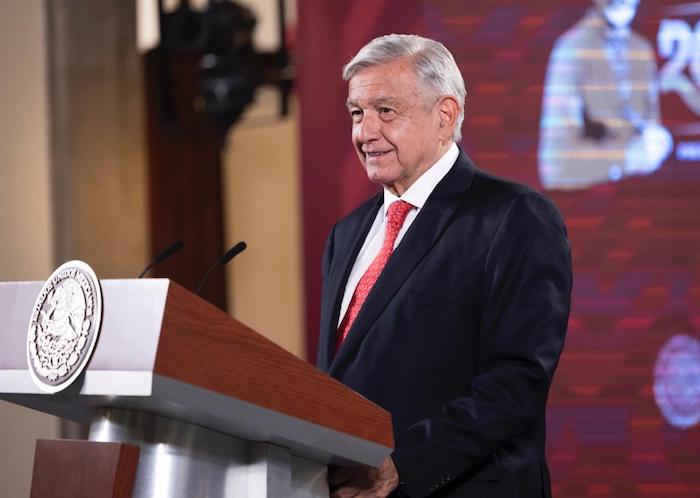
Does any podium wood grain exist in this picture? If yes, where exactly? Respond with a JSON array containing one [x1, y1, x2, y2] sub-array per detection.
[[156, 282, 393, 449], [30, 439, 139, 498]]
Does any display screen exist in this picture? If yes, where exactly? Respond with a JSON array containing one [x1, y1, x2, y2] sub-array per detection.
[[431, 2, 700, 495], [299, 2, 700, 495]]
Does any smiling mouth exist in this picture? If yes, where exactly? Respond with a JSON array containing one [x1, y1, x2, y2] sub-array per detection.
[[365, 151, 390, 158]]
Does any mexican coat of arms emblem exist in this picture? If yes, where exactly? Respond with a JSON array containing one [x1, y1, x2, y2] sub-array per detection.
[[26, 260, 103, 393]]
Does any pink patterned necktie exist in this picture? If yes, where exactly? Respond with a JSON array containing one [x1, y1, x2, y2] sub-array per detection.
[[335, 200, 413, 353]]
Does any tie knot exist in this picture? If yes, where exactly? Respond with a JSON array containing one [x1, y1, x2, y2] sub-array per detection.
[[386, 200, 413, 230]]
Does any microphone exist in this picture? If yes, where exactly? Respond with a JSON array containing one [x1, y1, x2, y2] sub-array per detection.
[[195, 241, 247, 295], [138, 240, 185, 278]]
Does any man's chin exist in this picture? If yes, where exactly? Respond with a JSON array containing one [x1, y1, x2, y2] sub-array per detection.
[[366, 174, 406, 196], [365, 167, 394, 186]]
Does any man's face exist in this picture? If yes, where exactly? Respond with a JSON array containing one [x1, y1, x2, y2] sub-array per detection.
[[594, 0, 640, 29], [346, 60, 448, 196]]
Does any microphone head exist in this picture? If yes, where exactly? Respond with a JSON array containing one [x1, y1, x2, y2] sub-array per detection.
[[219, 241, 247, 264], [155, 239, 185, 263]]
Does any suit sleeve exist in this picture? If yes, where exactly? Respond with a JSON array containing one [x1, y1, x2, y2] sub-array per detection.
[[316, 224, 337, 365], [392, 193, 573, 496], [321, 224, 335, 282]]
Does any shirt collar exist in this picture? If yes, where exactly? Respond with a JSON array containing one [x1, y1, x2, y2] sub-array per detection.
[[383, 142, 459, 215]]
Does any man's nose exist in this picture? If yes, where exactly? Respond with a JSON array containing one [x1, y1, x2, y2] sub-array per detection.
[[356, 113, 380, 142]]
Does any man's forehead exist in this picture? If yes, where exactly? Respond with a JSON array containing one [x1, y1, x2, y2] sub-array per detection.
[[347, 60, 415, 86], [346, 64, 420, 105]]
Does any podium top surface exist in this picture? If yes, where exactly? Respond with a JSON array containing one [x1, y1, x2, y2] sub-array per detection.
[[0, 279, 393, 466]]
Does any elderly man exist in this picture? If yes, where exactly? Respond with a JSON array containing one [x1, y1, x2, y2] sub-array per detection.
[[538, 0, 673, 190], [318, 34, 572, 497]]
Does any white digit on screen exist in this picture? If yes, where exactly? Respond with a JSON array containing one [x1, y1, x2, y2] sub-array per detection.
[[691, 21, 700, 87], [658, 19, 692, 90], [658, 19, 700, 115]]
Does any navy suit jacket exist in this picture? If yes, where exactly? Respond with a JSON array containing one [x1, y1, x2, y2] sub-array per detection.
[[317, 151, 572, 497]]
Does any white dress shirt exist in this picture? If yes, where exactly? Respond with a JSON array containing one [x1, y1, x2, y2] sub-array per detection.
[[337, 142, 460, 327]]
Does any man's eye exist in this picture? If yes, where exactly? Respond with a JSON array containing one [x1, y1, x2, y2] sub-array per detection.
[[379, 107, 396, 119], [350, 109, 363, 121]]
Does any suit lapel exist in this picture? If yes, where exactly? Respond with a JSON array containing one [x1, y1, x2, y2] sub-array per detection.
[[328, 152, 476, 376], [317, 195, 382, 372]]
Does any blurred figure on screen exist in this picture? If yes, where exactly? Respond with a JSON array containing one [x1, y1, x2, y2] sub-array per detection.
[[538, 0, 673, 190]]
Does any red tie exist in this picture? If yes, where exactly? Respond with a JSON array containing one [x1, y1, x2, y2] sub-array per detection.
[[335, 200, 413, 353]]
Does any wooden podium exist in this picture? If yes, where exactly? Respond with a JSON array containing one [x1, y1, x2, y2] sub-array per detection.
[[0, 279, 394, 498]]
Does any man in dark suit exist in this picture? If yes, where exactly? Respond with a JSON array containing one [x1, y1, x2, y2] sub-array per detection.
[[319, 34, 572, 497]]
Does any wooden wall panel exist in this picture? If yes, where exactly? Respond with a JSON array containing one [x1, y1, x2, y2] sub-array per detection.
[[144, 48, 228, 309]]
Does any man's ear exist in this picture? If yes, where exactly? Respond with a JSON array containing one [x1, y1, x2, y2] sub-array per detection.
[[437, 96, 460, 141]]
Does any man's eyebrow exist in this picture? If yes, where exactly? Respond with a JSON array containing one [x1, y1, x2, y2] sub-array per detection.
[[346, 96, 401, 108]]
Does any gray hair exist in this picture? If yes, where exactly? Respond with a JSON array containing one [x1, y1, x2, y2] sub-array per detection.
[[342, 34, 466, 142]]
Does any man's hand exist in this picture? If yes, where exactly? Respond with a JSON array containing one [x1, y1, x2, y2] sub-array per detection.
[[329, 456, 399, 498]]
